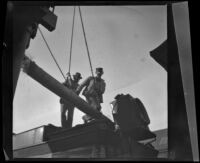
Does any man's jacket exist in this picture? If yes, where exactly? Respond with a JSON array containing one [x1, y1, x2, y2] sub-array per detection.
[[76, 76, 106, 103]]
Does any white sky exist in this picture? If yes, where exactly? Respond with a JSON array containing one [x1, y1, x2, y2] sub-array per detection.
[[13, 6, 167, 133]]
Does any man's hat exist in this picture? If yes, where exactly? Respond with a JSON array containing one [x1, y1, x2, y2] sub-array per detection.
[[96, 67, 104, 74], [73, 72, 82, 79]]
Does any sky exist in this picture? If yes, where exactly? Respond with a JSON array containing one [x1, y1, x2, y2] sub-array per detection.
[[13, 5, 167, 133]]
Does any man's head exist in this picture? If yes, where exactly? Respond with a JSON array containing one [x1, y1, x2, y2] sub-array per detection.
[[95, 67, 104, 78], [73, 72, 82, 82]]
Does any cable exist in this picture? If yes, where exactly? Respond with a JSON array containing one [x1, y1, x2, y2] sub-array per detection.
[[38, 27, 66, 80], [78, 6, 101, 105], [68, 6, 76, 73], [78, 6, 95, 78]]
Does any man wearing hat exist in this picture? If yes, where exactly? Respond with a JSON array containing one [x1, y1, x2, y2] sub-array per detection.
[[76, 67, 106, 123], [60, 72, 82, 128]]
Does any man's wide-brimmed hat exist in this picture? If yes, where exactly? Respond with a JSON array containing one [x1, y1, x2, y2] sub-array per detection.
[[96, 67, 104, 74], [73, 72, 82, 79]]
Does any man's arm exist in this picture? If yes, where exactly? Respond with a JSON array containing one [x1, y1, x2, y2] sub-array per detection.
[[66, 72, 73, 87], [76, 76, 92, 94], [62, 79, 70, 87], [99, 80, 106, 94]]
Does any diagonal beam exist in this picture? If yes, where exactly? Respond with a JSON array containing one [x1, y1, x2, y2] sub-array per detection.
[[22, 56, 111, 122]]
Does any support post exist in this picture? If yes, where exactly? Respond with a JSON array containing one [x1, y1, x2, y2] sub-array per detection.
[[12, 4, 58, 97]]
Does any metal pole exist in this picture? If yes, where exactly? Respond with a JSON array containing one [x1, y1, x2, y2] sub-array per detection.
[[22, 57, 111, 122]]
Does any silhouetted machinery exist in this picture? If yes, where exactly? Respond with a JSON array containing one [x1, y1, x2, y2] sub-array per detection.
[[110, 94, 152, 136], [110, 94, 158, 155]]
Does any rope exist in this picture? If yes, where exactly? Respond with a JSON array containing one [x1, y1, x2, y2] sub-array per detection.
[[78, 6, 95, 78], [68, 6, 76, 73], [38, 27, 66, 80], [78, 6, 100, 105]]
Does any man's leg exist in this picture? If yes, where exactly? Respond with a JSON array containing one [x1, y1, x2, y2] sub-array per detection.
[[82, 97, 93, 123], [82, 97, 101, 123], [65, 106, 74, 129], [90, 97, 101, 111], [60, 103, 68, 128]]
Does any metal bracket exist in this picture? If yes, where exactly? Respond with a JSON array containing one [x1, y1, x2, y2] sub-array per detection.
[[39, 7, 57, 32]]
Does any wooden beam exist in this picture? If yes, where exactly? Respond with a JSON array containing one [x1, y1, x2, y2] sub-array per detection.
[[22, 56, 111, 122]]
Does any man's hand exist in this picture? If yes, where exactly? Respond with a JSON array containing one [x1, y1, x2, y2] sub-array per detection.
[[66, 72, 71, 77], [66, 72, 72, 81]]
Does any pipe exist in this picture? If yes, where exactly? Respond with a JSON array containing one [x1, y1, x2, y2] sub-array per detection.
[[22, 56, 111, 122]]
